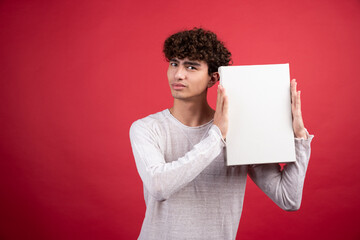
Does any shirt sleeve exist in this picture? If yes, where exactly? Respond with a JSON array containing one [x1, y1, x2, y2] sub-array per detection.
[[129, 120, 225, 201], [248, 129, 314, 211]]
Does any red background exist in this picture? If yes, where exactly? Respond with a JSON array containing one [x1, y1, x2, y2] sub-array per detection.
[[1, 0, 359, 239]]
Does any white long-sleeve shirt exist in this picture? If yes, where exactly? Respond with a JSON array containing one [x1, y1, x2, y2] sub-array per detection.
[[129, 109, 314, 240]]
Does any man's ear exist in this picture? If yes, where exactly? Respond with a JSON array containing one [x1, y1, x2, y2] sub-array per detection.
[[208, 72, 220, 88]]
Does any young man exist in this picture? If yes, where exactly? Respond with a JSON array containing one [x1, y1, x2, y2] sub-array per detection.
[[129, 28, 313, 240]]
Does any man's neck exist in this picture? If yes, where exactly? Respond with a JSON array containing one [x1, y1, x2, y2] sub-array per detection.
[[169, 94, 215, 127]]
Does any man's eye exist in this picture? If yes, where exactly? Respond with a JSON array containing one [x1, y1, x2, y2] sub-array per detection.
[[170, 62, 177, 66], [187, 66, 197, 70]]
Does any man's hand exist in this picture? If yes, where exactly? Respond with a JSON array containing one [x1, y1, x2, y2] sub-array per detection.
[[291, 79, 308, 139], [214, 85, 228, 140]]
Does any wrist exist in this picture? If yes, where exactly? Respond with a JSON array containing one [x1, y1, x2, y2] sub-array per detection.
[[295, 129, 308, 139]]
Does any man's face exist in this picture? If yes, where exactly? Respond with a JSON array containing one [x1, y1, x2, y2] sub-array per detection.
[[167, 57, 215, 100]]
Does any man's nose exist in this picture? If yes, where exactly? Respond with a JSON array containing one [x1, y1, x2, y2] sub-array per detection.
[[175, 65, 186, 80]]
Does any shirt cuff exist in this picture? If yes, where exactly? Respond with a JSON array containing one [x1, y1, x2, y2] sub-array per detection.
[[210, 124, 226, 146], [294, 128, 314, 142]]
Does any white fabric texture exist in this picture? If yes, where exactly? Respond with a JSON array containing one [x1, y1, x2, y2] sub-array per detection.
[[129, 109, 314, 240]]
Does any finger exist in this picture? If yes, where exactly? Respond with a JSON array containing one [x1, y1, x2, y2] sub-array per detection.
[[216, 85, 221, 111], [221, 86, 227, 106], [218, 85, 224, 112], [296, 90, 301, 111], [291, 79, 296, 104], [223, 94, 229, 115]]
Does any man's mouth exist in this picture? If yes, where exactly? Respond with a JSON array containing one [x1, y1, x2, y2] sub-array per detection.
[[171, 83, 186, 90]]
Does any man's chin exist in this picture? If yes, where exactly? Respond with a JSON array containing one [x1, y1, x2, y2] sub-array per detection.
[[172, 94, 186, 100], [171, 91, 186, 99]]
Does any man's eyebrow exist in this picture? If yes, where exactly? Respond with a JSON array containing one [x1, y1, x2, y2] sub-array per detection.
[[169, 59, 202, 66], [184, 61, 201, 66]]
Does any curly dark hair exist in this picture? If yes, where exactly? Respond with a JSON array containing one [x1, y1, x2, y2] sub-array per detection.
[[163, 27, 232, 75]]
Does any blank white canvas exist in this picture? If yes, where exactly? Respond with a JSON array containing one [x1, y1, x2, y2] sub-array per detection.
[[219, 63, 296, 166]]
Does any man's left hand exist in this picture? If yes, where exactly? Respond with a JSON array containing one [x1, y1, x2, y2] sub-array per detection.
[[291, 79, 308, 139]]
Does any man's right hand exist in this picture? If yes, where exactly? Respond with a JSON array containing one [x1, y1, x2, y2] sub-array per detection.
[[213, 85, 228, 140]]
